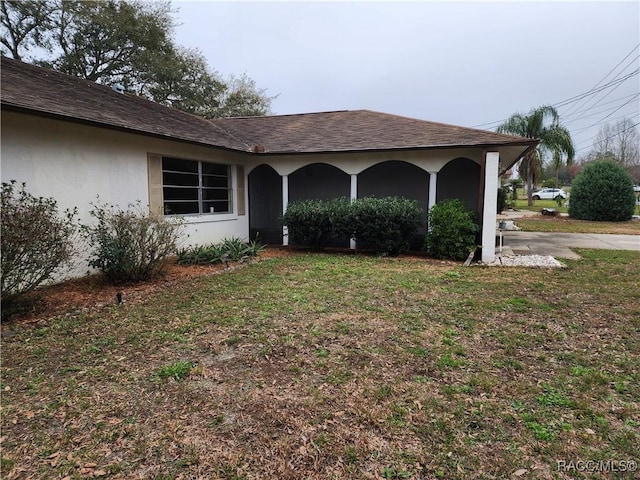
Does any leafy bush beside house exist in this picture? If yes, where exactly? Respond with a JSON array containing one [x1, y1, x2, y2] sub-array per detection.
[[82, 200, 183, 284], [1, 181, 78, 309], [568, 161, 636, 221], [282, 198, 351, 250], [282, 197, 424, 256], [348, 197, 424, 255], [425, 199, 480, 261]]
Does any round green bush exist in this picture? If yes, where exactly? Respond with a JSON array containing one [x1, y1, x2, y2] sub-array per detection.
[[283, 198, 350, 250], [348, 197, 424, 255], [425, 199, 479, 261], [568, 161, 635, 221]]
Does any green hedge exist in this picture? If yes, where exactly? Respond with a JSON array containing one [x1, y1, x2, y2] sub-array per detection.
[[282, 198, 350, 250], [283, 197, 424, 256], [348, 197, 424, 255]]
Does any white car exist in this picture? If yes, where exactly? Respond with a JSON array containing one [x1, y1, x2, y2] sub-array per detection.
[[532, 188, 567, 200]]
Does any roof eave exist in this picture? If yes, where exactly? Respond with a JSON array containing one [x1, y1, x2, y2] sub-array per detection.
[[1, 103, 250, 154], [251, 140, 539, 156], [499, 142, 539, 176]]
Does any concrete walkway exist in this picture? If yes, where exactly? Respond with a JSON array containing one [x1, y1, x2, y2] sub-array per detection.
[[500, 231, 640, 259]]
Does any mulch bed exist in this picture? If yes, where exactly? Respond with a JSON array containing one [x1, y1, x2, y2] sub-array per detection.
[[1, 248, 291, 328]]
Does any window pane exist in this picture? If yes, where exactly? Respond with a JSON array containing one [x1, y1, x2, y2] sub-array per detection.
[[163, 171, 199, 187], [164, 186, 198, 201], [202, 175, 228, 188], [202, 162, 229, 176], [161, 158, 232, 216], [163, 157, 198, 173], [203, 188, 230, 201], [164, 201, 199, 215], [203, 200, 229, 213]]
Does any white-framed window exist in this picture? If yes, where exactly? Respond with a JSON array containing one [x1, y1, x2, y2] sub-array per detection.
[[162, 157, 232, 215]]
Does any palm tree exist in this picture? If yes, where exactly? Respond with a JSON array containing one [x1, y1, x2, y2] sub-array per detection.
[[497, 105, 575, 206]]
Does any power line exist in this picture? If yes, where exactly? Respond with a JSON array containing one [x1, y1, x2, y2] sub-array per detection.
[[563, 97, 639, 129], [573, 111, 640, 148], [572, 95, 640, 135], [471, 44, 640, 129], [553, 69, 638, 109], [574, 120, 640, 154], [560, 45, 639, 117], [472, 69, 638, 129], [562, 93, 639, 122]]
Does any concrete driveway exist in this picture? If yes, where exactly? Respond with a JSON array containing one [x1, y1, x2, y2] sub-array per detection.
[[501, 231, 640, 259]]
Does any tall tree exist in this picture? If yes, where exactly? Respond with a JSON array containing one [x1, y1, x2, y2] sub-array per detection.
[[0, 0, 54, 60], [0, 0, 273, 117], [592, 118, 639, 167], [497, 105, 575, 206]]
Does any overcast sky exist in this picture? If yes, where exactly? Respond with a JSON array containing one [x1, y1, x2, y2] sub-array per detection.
[[173, 1, 640, 160]]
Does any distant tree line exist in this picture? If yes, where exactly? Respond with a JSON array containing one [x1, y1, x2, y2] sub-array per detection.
[[0, 0, 274, 117], [558, 119, 640, 185]]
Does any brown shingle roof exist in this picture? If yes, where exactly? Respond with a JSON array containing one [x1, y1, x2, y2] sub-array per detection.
[[0, 56, 249, 151], [212, 110, 536, 154], [1, 56, 536, 157]]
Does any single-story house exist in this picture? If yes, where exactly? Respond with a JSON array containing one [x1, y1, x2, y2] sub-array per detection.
[[1, 56, 537, 275]]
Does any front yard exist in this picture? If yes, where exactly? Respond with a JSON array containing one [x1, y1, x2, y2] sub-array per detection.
[[515, 216, 640, 235], [1, 249, 639, 479]]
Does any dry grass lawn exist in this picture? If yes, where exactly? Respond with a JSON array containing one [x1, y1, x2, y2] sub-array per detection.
[[1, 249, 639, 479]]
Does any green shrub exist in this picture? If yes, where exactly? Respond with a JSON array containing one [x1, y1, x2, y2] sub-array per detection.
[[1, 181, 78, 309], [348, 197, 424, 255], [497, 187, 508, 214], [177, 237, 264, 265], [282, 196, 424, 255], [425, 199, 479, 261], [82, 200, 183, 284], [568, 161, 635, 221], [283, 198, 350, 250]]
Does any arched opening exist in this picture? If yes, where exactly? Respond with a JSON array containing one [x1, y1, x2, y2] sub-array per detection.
[[436, 158, 481, 214], [289, 163, 350, 202], [359, 160, 429, 211], [359, 161, 429, 246], [248, 164, 282, 244], [289, 163, 351, 247]]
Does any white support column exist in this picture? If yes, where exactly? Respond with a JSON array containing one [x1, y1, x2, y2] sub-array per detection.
[[428, 171, 437, 211], [350, 174, 357, 249], [282, 175, 289, 246], [481, 152, 500, 263]]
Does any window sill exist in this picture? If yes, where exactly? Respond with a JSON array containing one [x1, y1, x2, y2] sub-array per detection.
[[167, 213, 238, 224]]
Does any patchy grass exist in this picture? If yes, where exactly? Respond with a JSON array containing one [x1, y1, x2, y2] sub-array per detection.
[[516, 216, 640, 235], [2, 250, 639, 479], [515, 198, 569, 213]]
